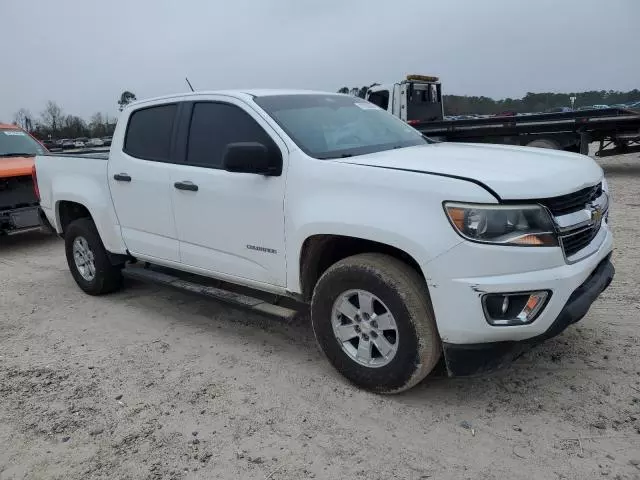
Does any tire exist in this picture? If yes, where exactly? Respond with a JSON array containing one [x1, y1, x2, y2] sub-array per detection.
[[311, 253, 441, 394], [526, 139, 561, 150], [64, 217, 123, 295]]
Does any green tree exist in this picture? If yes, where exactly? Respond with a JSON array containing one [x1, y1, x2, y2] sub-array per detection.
[[118, 91, 137, 111]]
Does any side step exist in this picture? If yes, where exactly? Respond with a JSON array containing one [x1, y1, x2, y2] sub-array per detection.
[[123, 265, 298, 320]]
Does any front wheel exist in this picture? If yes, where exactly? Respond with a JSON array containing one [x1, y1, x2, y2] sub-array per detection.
[[311, 253, 441, 394], [64, 218, 123, 295]]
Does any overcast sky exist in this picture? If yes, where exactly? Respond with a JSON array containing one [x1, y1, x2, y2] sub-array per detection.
[[1, 0, 638, 122]]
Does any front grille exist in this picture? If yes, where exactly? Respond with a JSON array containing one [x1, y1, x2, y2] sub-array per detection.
[[560, 223, 602, 257], [538, 182, 602, 216]]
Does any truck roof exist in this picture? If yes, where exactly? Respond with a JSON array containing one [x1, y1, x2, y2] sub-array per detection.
[[126, 89, 338, 109]]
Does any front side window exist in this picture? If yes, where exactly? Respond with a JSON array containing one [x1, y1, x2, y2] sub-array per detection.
[[124, 104, 177, 161], [254, 94, 429, 159], [0, 129, 46, 157], [186, 102, 276, 169]]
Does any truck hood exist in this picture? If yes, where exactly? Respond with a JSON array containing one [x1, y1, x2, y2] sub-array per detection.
[[0, 156, 35, 178], [336, 142, 603, 200]]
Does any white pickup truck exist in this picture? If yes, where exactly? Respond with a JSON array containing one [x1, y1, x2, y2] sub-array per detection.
[[35, 90, 614, 393]]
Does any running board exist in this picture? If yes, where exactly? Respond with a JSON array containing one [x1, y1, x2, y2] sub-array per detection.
[[123, 265, 298, 319]]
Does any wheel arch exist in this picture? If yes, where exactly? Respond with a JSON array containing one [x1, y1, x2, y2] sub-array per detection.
[[298, 234, 425, 302], [50, 191, 127, 255], [57, 200, 93, 235]]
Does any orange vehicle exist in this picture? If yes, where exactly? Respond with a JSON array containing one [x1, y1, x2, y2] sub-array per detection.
[[0, 123, 48, 235]]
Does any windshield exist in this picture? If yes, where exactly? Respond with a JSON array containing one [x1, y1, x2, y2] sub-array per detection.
[[254, 94, 430, 159], [0, 129, 46, 157]]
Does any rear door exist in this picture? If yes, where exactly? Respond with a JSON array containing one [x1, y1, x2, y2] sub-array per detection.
[[168, 97, 288, 286], [108, 101, 181, 262]]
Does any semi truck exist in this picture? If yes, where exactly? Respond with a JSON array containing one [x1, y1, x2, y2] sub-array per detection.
[[363, 75, 640, 157]]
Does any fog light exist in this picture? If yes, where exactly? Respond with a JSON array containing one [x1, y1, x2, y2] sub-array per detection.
[[482, 291, 550, 326]]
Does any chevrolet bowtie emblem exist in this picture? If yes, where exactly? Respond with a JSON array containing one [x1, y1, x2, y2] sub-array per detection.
[[589, 204, 603, 225]]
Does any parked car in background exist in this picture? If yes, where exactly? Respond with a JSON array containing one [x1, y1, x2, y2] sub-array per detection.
[[102, 136, 112, 146], [591, 105, 609, 110], [61, 139, 75, 149], [0, 123, 48, 235], [74, 137, 89, 148], [87, 138, 104, 147], [41, 139, 57, 150], [545, 106, 573, 113]]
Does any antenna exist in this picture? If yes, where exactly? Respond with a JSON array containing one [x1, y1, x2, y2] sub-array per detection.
[[185, 77, 195, 92]]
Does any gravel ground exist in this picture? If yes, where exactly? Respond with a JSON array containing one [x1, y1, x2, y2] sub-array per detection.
[[1, 150, 639, 480]]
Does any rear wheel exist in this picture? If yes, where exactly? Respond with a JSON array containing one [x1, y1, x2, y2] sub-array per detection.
[[64, 218, 123, 295], [311, 253, 441, 393]]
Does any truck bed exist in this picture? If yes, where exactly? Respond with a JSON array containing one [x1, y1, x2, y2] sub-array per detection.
[[35, 153, 111, 230]]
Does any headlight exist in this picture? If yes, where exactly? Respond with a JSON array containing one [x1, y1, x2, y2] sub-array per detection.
[[444, 203, 558, 246]]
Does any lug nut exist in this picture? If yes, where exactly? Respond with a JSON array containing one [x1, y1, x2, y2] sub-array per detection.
[[370, 331, 378, 338], [354, 325, 361, 333], [354, 315, 361, 322], [362, 334, 369, 341], [370, 320, 378, 329]]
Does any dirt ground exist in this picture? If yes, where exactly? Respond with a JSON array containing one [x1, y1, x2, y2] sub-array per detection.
[[1, 150, 639, 480]]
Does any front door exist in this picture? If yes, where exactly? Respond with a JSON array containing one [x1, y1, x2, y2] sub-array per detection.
[[108, 102, 180, 262], [169, 99, 287, 286]]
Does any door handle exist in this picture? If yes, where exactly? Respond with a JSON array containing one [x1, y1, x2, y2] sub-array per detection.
[[113, 173, 131, 182], [174, 181, 198, 192]]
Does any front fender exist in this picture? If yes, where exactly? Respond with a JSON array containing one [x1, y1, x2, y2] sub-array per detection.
[[284, 155, 496, 293]]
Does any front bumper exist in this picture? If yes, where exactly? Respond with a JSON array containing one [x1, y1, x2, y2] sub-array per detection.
[[442, 255, 614, 376]]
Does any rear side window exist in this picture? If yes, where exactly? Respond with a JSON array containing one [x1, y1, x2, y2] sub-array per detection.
[[186, 102, 276, 169], [124, 104, 177, 161]]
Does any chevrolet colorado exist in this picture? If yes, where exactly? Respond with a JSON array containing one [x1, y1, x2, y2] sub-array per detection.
[[35, 90, 614, 393]]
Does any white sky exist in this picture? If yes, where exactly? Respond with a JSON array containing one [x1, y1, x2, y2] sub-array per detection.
[[1, 0, 638, 122]]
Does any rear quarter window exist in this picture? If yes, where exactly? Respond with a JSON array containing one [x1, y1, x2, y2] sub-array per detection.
[[124, 104, 177, 161]]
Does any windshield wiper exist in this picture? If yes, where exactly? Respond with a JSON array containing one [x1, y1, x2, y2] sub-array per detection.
[[318, 153, 354, 160], [0, 152, 36, 157]]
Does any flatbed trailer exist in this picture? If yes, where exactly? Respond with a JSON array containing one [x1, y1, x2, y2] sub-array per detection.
[[362, 76, 640, 157], [413, 107, 640, 157]]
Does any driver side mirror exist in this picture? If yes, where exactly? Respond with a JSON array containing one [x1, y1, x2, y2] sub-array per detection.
[[222, 142, 282, 176]]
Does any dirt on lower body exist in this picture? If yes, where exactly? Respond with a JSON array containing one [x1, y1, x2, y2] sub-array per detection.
[[1, 152, 639, 480]]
